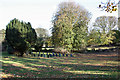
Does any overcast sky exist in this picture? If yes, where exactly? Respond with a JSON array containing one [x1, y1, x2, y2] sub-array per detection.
[[0, 0, 118, 34]]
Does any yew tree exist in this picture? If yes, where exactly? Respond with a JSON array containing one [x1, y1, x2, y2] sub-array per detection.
[[6, 18, 37, 56]]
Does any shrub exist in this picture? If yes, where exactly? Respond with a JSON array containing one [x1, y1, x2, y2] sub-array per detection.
[[7, 46, 15, 54], [6, 18, 37, 56]]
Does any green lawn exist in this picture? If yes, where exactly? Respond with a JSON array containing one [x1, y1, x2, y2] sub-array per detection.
[[87, 46, 116, 50], [0, 51, 119, 79]]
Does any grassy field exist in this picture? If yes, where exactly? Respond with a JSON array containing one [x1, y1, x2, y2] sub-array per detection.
[[0, 51, 119, 79]]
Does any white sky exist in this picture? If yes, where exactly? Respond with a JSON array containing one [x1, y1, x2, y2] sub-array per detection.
[[0, 0, 118, 34]]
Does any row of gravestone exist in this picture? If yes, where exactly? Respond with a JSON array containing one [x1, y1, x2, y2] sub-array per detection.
[[28, 52, 73, 57]]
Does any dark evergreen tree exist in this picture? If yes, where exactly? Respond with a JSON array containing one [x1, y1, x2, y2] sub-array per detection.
[[6, 18, 37, 56]]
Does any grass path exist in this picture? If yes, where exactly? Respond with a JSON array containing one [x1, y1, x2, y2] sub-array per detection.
[[0, 51, 120, 79]]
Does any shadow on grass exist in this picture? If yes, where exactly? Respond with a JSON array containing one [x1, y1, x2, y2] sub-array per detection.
[[1, 51, 119, 79], [2, 62, 118, 79]]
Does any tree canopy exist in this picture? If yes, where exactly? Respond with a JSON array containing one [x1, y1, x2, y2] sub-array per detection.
[[35, 28, 49, 38], [93, 16, 118, 32], [6, 18, 37, 56], [98, 0, 119, 13], [91, 16, 118, 45], [34, 28, 49, 51], [52, 1, 91, 51]]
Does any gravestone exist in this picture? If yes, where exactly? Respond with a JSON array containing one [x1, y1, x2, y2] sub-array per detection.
[[49, 54, 52, 57], [40, 54, 43, 57], [47, 53, 49, 58], [59, 53, 61, 57], [56, 53, 58, 57], [66, 54, 68, 57], [52, 52, 55, 57], [38, 54, 40, 57], [70, 54, 73, 57], [62, 54, 65, 57], [33, 54, 36, 57], [43, 54, 46, 57]]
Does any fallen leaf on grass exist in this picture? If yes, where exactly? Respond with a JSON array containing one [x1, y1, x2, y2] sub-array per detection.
[[1, 72, 14, 78]]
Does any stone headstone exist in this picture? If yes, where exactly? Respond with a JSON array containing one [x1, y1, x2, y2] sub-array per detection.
[[33, 54, 36, 57], [56, 53, 58, 57], [52, 53, 55, 57], [40, 54, 43, 57], [47, 54, 49, 58], [59, 53, 61, 57], [38, 54, 40, 57], [50, 54, 52, 57], [43, 54, 46, 57], [62, 54, 65, 56], [70, 54, 73, 57], [66, 54, 68, 57]]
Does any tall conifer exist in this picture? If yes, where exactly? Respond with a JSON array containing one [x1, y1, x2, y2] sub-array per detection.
[[6, 18, 37, 56]]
